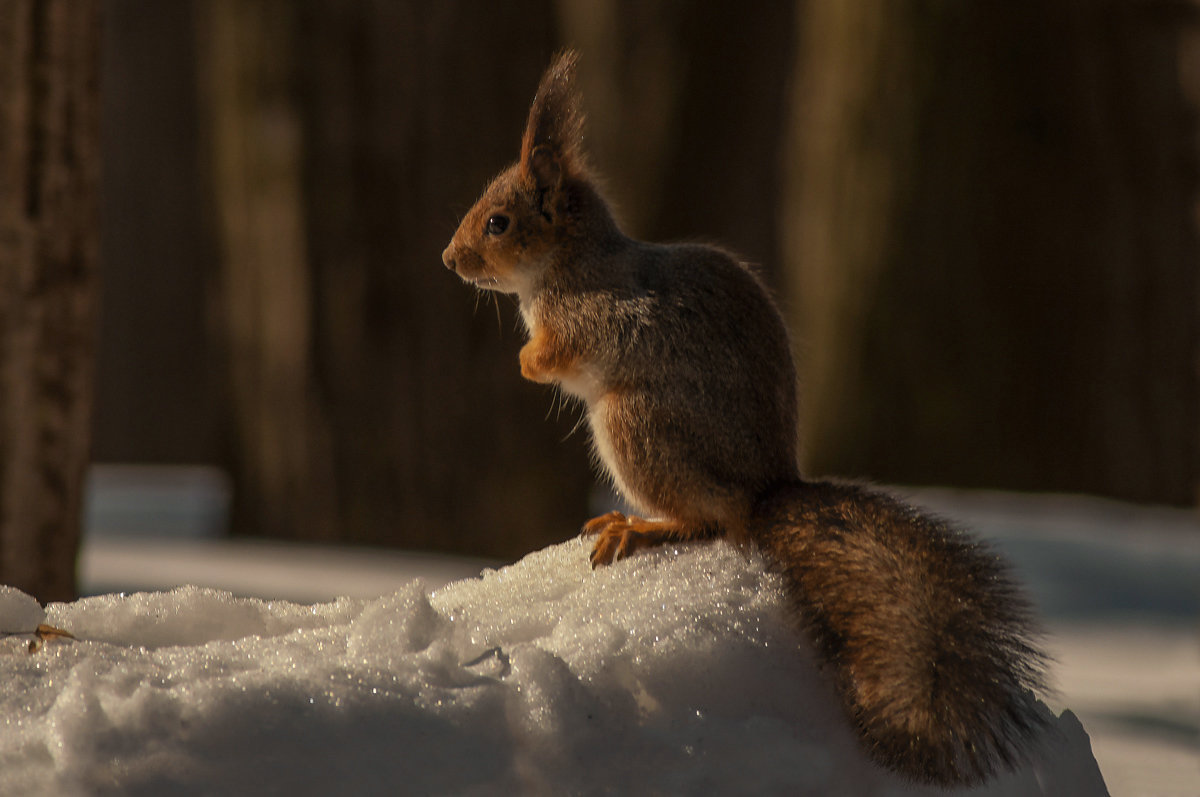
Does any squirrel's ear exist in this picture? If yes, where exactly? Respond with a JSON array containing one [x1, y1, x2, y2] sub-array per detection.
[[527, 145, 561, 192], [520, 50, 586, 187]]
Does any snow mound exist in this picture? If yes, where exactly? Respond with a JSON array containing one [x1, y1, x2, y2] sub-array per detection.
[[1, 539, 1106, 796]]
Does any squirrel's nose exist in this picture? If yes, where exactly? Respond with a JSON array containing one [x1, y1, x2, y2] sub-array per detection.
[[441, 246, 457, 272]]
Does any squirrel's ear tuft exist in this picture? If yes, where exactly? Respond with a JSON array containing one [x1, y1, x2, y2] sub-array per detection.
[[520, 50, 587, 188]]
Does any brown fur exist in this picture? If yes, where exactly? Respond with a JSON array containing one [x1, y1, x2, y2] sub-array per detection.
[[442, 51, 1048, 786], [754, 480, 1048, 785]]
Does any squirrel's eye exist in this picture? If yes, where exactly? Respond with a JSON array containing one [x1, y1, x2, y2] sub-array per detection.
[[485, 214, 510, 235]]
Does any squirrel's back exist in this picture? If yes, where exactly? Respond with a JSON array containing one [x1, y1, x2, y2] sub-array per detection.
[[540, 240, 798, 520], [754, 479, 1049, 785]]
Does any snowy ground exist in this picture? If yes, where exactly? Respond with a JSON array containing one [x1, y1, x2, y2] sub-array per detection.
[[7, 538, 1105, 796], [1, 471, 1195, 794]]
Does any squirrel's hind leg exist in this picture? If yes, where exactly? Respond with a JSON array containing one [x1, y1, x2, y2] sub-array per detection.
[[583, 512, 718, 568]]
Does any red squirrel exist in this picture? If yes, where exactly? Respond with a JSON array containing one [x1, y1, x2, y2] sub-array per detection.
[[442, 51, 1048, 786]]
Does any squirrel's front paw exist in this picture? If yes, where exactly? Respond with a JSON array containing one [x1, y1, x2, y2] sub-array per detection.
[[519, 331, 577, 384], [518, 343, 554, 383]]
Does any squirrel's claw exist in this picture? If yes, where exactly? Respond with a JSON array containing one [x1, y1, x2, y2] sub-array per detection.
[[589, 528, 630, 568], [584, 511, 634, 567]]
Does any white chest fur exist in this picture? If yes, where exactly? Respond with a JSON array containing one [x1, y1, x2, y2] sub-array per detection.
[[586, 395, 644, 513], [519, 298, 606, 404], [555, 365, 605, 405]]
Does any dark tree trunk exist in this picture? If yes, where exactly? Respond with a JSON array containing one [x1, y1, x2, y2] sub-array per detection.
[[92, 0, 219, 464], [200, 1, 593, 556], [198, 0, 332, 544], [787, 0, 1200, 505], [0, 1, 103, 601]]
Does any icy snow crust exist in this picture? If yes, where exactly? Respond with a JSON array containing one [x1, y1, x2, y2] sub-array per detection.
[[1, 539, 1105, 796]]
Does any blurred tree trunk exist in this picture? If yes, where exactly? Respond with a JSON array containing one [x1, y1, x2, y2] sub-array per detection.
[[92, 1, 219, 465], [786, 0, 1200, 505], [0, 1, 102, 601], [198, 1, 332, 544], [559, 0, 797, 285], [199, 1, 592, 556]]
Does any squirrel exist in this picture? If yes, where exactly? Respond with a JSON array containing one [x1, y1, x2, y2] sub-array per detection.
[[442, 50, 1048, 787]]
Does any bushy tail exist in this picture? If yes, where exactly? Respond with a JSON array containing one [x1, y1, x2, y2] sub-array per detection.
[[752, 480, 1049, 786]]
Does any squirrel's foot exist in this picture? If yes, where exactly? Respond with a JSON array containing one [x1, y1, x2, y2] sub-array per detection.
[[582, 512, 711, 568], [581, 511, 629, 537]]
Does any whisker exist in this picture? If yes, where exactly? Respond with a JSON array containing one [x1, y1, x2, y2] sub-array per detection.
[[563, 406, 589, 441]]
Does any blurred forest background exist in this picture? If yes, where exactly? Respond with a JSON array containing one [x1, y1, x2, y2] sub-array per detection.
[[2, 0, 1197, 600]]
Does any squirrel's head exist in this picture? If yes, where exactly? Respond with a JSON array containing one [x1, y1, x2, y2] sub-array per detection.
[[443, 50, 596, 299]]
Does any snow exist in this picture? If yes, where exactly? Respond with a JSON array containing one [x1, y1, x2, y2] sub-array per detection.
[[79, 536, 496, 602], [1048, 625, 1199, 797], [2, 537, 1106, 796]]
